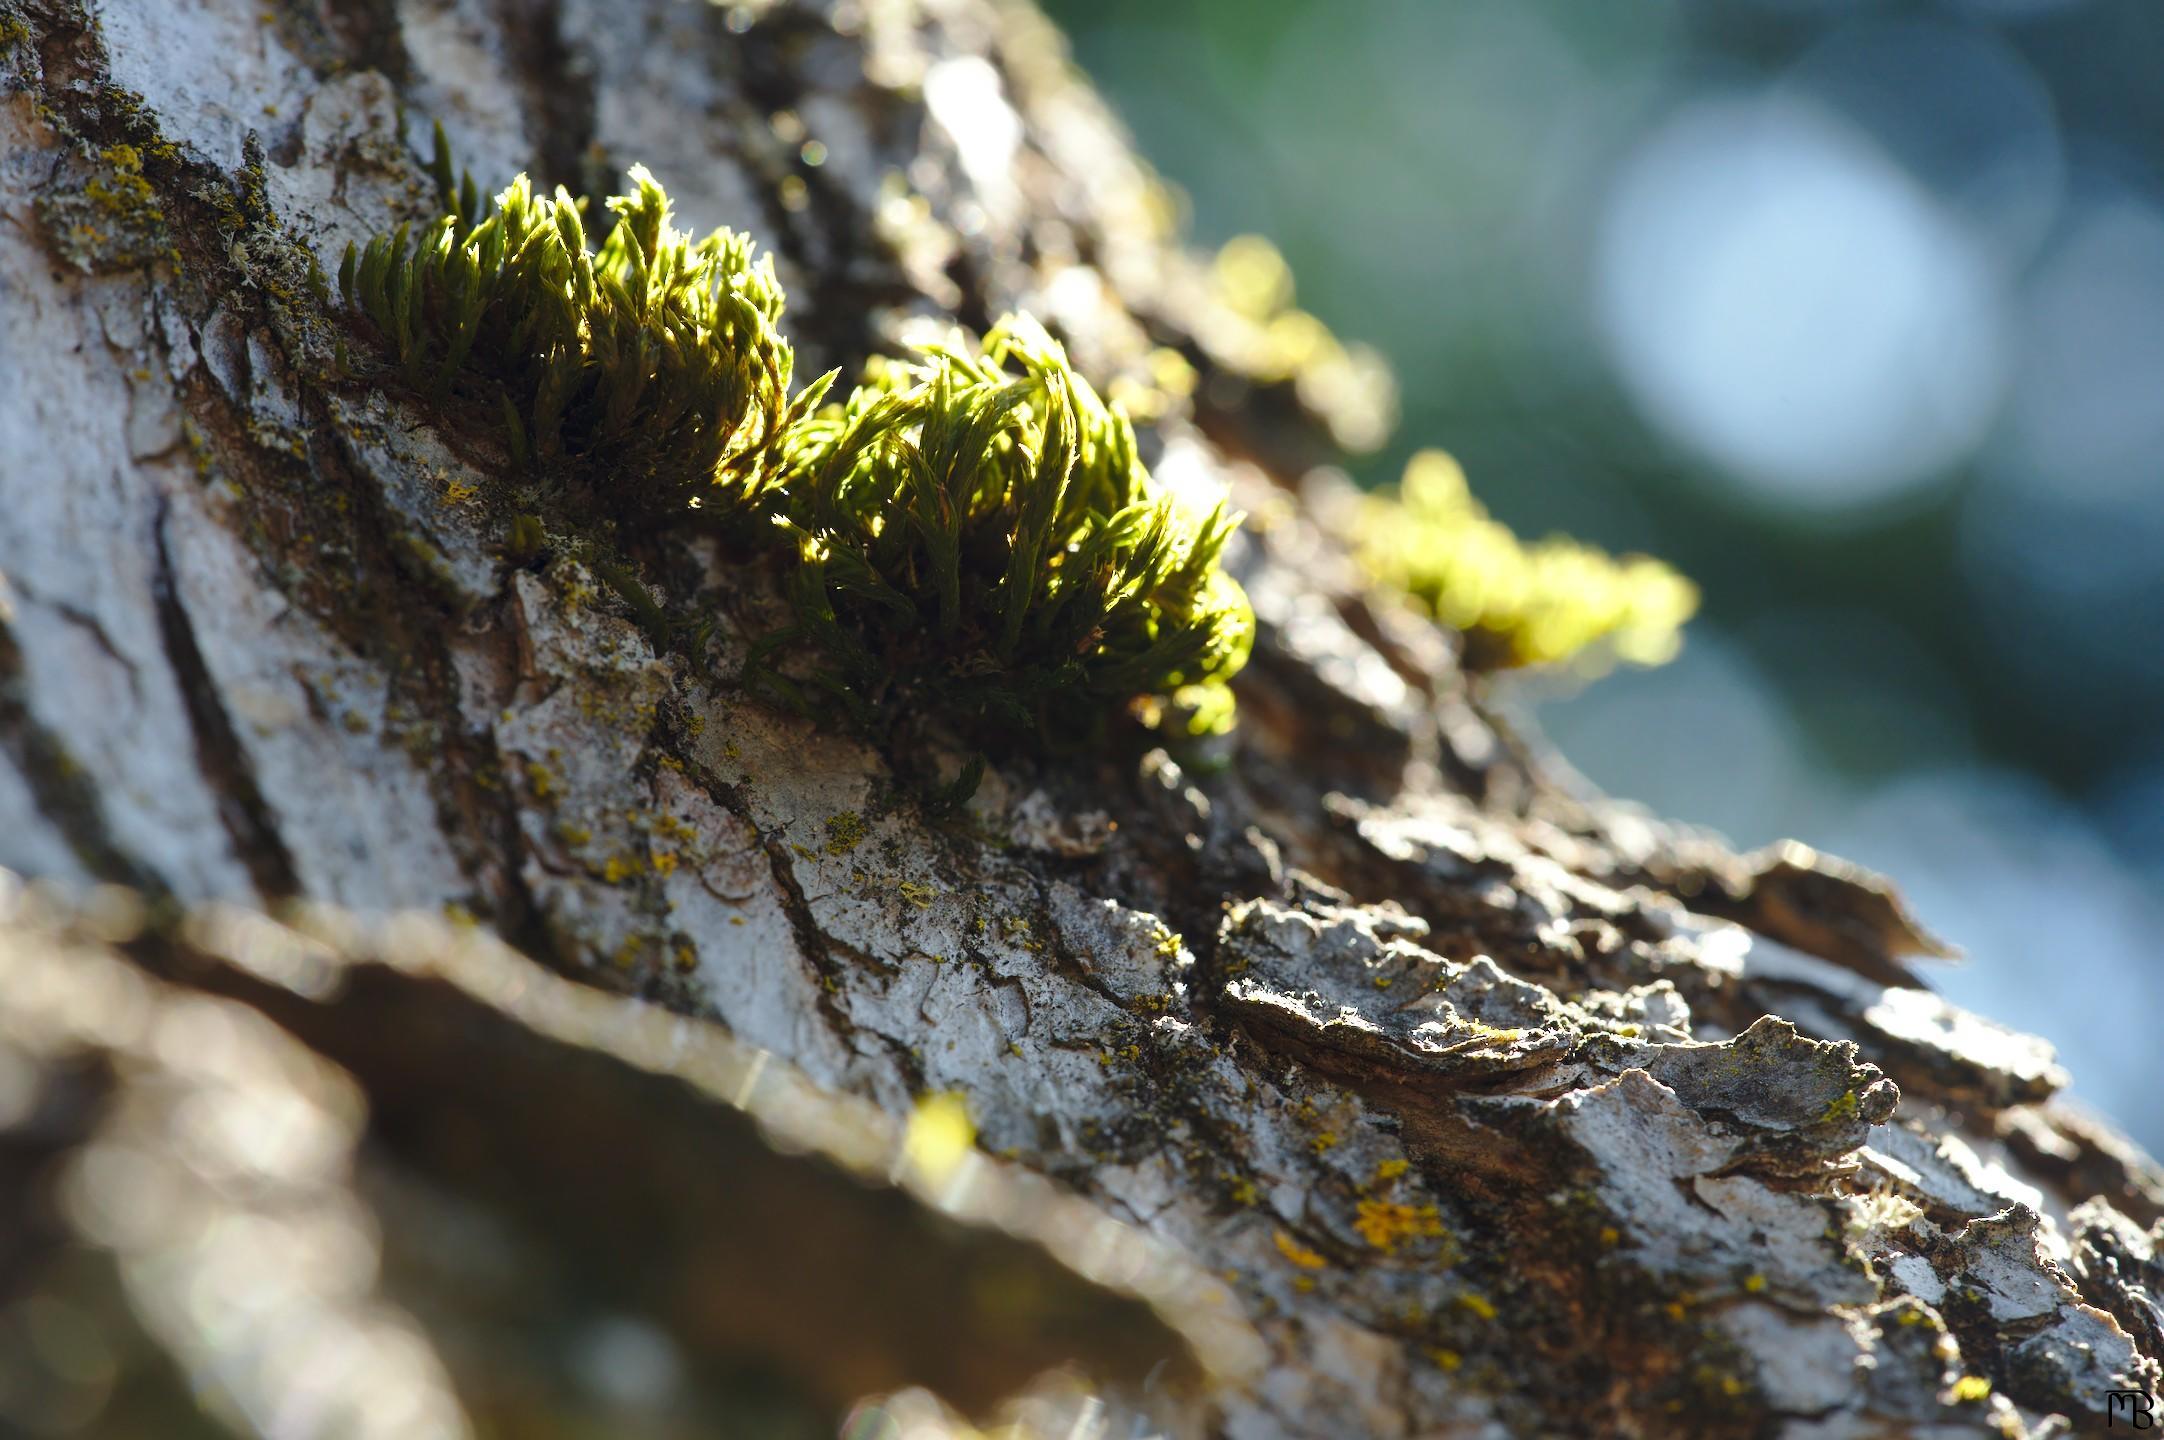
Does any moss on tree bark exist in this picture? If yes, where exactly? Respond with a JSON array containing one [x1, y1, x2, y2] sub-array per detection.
[[0, 2, 2158, 1435]]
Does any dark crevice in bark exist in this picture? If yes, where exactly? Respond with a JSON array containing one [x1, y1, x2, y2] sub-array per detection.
[[722, 6, 923, 375], [676, 750, 866, 1050], [20, 0, 98, 93], [306, 0, 413, 83], [150, 501, 303, 900], [289, 394, 553, 949], [449, 655, 565, 968], [0, 624, 158, 892], [493, 0, 597, 195]]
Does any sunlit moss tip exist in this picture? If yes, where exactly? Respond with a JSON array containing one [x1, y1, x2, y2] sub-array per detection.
[[1202, 234, 1397, 455], [1354, 449, 1697, 671], [762, 314, 1254, 745]]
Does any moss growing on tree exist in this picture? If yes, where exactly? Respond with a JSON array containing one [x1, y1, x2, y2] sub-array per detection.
[[339, 127, 829, 531], [339, 143, 1253, 755], [337, 135, 1685, 761], [1353, 449, 1697, 671], [766, 316, 1253, 744]]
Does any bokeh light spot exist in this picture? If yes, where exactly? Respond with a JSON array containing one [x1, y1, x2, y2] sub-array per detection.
[[1596, 94, 2007, 515]]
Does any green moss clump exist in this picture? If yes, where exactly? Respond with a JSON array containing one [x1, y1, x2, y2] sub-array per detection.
[[765, 316, 1254, 744], [338, 137, 1254, 758], [1353, 449, 1697, 671], [339, 127, 830, 528]]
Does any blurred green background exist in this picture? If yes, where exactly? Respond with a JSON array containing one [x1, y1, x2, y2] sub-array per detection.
[[1043, 0, 2164, 1148]]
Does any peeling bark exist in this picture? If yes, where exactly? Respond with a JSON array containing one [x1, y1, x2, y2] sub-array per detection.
[[2, 1, 2160, 1436]]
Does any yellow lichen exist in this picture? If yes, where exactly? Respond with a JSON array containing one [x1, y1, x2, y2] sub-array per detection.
[[1457, 1292, 1498, 1322], [1354, 1200, 1446, 1255], [1818, 1089, 1862, 1125], [823, 810, 868, 855], [41, 137, 179, 273], [1273, 1231, 1327, 1271]]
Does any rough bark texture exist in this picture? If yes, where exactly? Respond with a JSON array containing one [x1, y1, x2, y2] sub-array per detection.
[[3, 2, 2161, 1436]]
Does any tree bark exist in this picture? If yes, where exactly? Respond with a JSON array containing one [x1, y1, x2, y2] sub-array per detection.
[[2, 2, 2160, 1436]]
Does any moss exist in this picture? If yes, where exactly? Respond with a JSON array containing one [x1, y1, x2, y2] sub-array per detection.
[[1203, 234, 1396, 453], [503, 512, 548, 564], [766, 315, 1254, 746], [1354, 449, 1697, 672], [341, 142, 1257, 769], [340, 127, 828, 530]]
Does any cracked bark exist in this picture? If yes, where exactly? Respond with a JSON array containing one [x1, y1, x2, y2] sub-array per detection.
[[1, 1, 2160, 1437]]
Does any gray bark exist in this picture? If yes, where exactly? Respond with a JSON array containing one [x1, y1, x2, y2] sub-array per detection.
[[1, 1, 2160, 1436]]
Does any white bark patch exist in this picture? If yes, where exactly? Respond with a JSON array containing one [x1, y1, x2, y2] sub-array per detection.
[[0, 108, 253, 895], [158, 485, 465, 911], [96, 0, 313, 172]]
